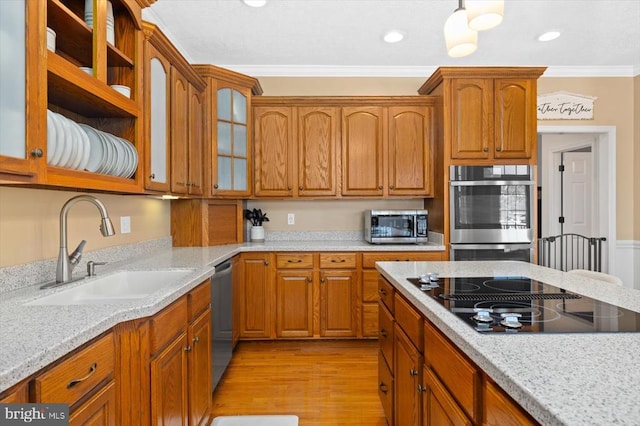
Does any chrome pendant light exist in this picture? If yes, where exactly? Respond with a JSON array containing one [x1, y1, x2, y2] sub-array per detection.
[[444, 0, 477, 58]]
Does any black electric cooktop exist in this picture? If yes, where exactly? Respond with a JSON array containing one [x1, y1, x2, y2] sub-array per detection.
[[408, 276, 640, 334]]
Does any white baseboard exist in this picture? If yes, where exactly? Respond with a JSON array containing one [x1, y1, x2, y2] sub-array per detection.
[[614, 240, 640, 289]]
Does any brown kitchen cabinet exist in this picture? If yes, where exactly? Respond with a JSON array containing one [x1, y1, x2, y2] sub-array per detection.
[[362, 251, 444, 338], [341, 106, 386, 196], [275, 253, 314, 337], [483, 379, 537, 426], [238, 252, 275, 339], [194, 65, 262, 198], [149, 281, 212, 426], [253, 103, 340, 197], [419, 67, 545, 164], [319, 268, 358, 337], [143, 22, 205, 196], [18, 0, 147, 193], [394, 324, 423, 426]]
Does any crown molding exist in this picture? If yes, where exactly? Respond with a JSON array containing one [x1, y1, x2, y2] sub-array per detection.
[[213, 64, 640, 78], [141, 8, 194, 63]]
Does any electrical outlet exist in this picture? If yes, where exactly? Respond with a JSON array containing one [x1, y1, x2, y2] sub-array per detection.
[[287, 213, 295, 225], [120, 216, 131, 234]]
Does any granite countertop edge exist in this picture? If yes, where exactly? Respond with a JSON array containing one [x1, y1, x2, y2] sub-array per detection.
[[0, 240, 445, 392]]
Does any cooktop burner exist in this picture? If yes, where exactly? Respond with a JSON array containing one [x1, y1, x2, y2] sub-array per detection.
[[408, 276, 640, 334]]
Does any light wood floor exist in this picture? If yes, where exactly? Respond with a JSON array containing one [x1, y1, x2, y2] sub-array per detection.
[[210, 340, 387, 425]]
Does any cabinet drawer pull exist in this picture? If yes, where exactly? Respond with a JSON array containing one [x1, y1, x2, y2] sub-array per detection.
[[287, 259, 303, 263], [378, 289, 387, 295], [331, 259, 346, 263], [214, 184, 219, 189], [483, 147, 489, 152], [307, 277, 312, 283], [67, 363, 97, 389], [409, 368, 419, 376], [496, 146, 502, 152], [378, 185, 383, 190], [192, 337, 200, 344], [417, 384, 427, 393], [380, 328, 387, 338], [379, 382, 388, 394], [389, 185, 395, 190], [185, 346, 192, 352], [264, 261, 270, 266]]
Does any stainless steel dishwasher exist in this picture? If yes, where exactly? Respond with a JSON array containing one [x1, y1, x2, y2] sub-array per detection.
[[211, 259, 233, 391]]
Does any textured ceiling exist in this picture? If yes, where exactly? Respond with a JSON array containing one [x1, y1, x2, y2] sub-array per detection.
[[142, 0, 640, 77]]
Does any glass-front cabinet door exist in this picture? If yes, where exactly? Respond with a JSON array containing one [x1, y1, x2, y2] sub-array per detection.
[[0, 0, 42, 180], [214, 85, 251, 196]]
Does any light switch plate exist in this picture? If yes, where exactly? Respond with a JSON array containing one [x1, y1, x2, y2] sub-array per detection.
[[120, 216, 131, 234]]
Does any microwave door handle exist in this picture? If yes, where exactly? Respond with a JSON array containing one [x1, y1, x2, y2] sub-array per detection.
[[450, 180, 535, 186]]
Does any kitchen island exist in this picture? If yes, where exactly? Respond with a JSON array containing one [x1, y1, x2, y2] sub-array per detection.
[[375, 260, 640, 426]]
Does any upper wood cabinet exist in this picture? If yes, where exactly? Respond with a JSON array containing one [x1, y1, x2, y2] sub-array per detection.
[[341, 106, 386, 196], [253, 97, 435, 199], [253, 104, 339, 197], [193, 65, 262, 198], [2, 0, 150, 192], [419, 67, 545, 165], [143, 22, 205, 196]]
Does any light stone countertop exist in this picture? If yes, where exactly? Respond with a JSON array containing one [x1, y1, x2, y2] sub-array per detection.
[[375, 260, 640, 426], [0, 240, 445, 393]]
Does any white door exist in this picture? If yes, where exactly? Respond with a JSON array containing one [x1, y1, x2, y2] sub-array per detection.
[[562, 151, 594, 237]]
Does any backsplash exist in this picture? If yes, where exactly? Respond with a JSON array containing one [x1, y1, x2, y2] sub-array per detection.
[[0, 237, 172, 295]]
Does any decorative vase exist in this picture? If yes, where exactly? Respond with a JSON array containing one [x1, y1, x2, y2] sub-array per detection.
[[250, 225, 265, 242]]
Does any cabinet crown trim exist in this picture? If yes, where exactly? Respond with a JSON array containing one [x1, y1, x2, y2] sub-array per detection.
[[418, 66, 547, 95]]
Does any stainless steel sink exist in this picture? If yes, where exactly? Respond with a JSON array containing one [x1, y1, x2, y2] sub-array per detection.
[[25, 269, 196, 305]]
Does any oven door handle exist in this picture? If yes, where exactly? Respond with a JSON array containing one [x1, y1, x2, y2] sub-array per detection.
[[450, 180, 535, 186], [450, 243, 533, 250]]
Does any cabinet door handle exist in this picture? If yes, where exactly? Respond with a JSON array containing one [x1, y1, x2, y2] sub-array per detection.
[[67, 363, 97, 389], [298, 186, 303, 190], [331, 259, 346, 263], [379, 382, 389, 394], [307, 277, 313, 283], [380, 328, 387, 338], [378, 289, 387, 295], [287, 259, 303, 263], [320, 277, 326, 283], [409, 368, 419, 376], [389, 185, 395, 190], [496, 146, 502, 152], [185, 346, 192, 352], [288, 186, 292, 191], [149, 173, 156, 179], [264, 261, 270, 266], [30, 148, 44, 158], [417, 384, 427, 393], [192, 337, 200, 344], [214, 184, 219, 189], [378, 185, 383, 190], [483, 147, 489, 152]]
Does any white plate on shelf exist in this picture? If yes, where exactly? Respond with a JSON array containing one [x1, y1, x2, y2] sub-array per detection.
[[55, 115, 73, 168], [46, 110, 57, 164], [97, 130, 116, 175], [72, 121, 91, 170], [120, 137, 137, 178], [80, 124, 104, 173], [111, 135, 127, 177], [50, 112, 65, 166], [69, 121, 84, 170]]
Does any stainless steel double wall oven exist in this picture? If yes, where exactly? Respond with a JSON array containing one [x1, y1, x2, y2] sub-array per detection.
[[449, 165, 535, 262]]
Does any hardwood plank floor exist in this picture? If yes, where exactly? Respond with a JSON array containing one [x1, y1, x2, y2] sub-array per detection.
[[210, 340, 387, 425]]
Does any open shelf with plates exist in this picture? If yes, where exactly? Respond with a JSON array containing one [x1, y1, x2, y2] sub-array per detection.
[[42, 0, 147, 192]]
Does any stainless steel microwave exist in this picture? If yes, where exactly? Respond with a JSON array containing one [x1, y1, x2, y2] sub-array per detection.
[[364, 210, 428, 244]]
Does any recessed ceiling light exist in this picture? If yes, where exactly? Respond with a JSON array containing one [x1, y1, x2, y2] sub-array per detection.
[[242, 0, 266, 7], [383, 30, 405, 43], [538, 31, 561, 42]]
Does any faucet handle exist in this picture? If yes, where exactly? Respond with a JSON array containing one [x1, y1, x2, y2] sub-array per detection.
[[87, 260, 107, 277]]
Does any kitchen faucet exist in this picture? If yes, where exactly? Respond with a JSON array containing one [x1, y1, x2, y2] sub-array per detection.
[[55, 195, 116, 284]]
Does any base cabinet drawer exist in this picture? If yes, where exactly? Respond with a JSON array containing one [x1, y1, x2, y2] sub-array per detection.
[[378, 301, 394, 368], [33, 332, 114, 407]]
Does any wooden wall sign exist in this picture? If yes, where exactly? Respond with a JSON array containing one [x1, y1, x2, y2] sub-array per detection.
[[537, 91, 597, 120]]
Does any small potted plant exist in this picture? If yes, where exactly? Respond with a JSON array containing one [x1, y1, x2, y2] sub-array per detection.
[[244, 208, 269, 242]]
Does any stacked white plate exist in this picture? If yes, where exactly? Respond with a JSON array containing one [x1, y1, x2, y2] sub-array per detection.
[[84, 0, 115, 44], [47, 109, 138, 178]]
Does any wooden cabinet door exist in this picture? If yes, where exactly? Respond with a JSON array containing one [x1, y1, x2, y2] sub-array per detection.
[[388, 106, 433, 196], [150, 333, 189, 426], [276, 270, 314, 337], [144, 41, 171, 192], [188, 309, 212, 426], [493, 79, 535, 159], [170, 67, 189, 194], [449, 79, 493, 160], [187, 84, 204, 195], [298, 106, 339, 197], [483, 379, 536, 426], [341, 106, 385, 196], [238, 253, 273, 339], [422, 367, 472, 426], [394, 325, 423, 426], [319, 269, 358, 337], [253, 106, 295, 197], [69, 381, 117, 426]]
